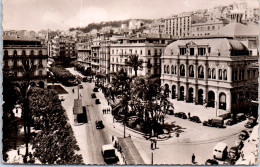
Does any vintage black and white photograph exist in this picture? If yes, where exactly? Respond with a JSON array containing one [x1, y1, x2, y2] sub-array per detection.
[[2, 0, 259, 165]]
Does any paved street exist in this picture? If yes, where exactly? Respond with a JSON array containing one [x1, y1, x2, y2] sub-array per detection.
[[60, 68, 249, 165]]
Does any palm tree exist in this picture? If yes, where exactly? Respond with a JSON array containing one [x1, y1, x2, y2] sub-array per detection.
[[125, 54, 143, 77], [14, 58, 38, 159]]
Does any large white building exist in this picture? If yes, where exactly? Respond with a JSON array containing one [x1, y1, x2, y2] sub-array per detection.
[[161, 37, 258, 114]]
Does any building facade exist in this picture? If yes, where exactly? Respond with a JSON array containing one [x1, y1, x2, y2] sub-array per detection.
[[77, 42, 92, 69], [110, 34, 174, 77], [164, 13, 199, 38], [48, 35, 77, 66], [191, 19, 228, 36], [3, 36, 48, 88], [161, 37, 258, 114]]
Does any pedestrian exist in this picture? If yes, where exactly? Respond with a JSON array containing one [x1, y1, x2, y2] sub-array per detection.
[[241, 151, 244, 160], [80, 94, 82, 98], [72, 89, 74, 93], [188, 112, 191, 119], [129, 134, 131, 138], [107, 108, 110, 113], [104, 109, 107, 114], [192, 153, 195, 164], [29, 152, 32, 159], [154, 139, 157, 149], [151, 141, 154, 150], [17, 149, 20, 155], [16, 108, 18, 113], [112, 136, 114, 142]]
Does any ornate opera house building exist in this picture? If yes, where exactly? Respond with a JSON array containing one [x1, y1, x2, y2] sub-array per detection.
[[161, 36, 258, 114]]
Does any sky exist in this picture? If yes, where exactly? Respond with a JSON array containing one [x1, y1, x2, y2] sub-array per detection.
[[2, 0, 259, 32]]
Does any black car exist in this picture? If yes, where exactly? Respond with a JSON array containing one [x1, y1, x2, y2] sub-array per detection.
[[226, 118, 238, 126], [203, 119, 224, 128], [95, 99, 101, 104], [96, 120, 104, 129], [245, 117, 257, 128], [239, 130, 249, 140], [91, 93, 96, 98], [189, 116, 201, 123], [228, 146, 240, 160], [223, 157, 236, 165], [93, 87, 99, 92], [236, 113, 246, 122], [174, 112, 187, 119], [205, 159, 218, 165]]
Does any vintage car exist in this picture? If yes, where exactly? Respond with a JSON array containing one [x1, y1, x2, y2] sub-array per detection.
[[174, 112, 187, 119], [189, 116, 201, 123], [239, 130, 249, 140], [96, 120, 104, 129], [205, 159, 219, 165]]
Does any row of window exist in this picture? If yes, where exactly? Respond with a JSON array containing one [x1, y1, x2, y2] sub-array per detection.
[[111, 48, 163, 56], [179, 47, 210, 56], [4, 59, 43, 67], [163, 64, 228, 80], [4, 50, 43, 56]]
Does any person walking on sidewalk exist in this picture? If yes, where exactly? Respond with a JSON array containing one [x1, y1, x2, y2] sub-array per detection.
[[154, 139, 157, 149], [151, 141, 154, 150], [192, 153, 195, 164], [188, 112, 191, 119], [72, 89, 74, 93]]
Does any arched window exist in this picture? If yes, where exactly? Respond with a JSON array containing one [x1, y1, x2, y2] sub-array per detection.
[[4, 50, 8, 56], [39, 50, 42, 56], [212, 68, 216, 79], [208, 68, 211, 78], [167, 65, 170, 74], [164, 65, 167, 73], [189, 65, 194, 77], [219, 69, 222, 80], [171, 65, 174, 74], [219, 93, 226, 110], [180, 64, 185, 76], [198, 66, 204, 78], [174, 66, 177, 74], [22, 50, 26, 56], [223, 70, 227, 80], [30, 50, 34, 56], [13, 50, 17, 56]]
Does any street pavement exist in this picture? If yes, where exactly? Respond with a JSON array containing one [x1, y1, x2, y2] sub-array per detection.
[[63, 68, 249, 165]]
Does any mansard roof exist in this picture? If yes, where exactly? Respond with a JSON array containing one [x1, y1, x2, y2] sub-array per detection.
[[164, 38, 249, 56]]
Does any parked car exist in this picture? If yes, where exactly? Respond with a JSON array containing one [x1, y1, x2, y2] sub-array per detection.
[[223, 157, 236, 165], [234, 139, 244, 150], [91, 93, 96, 98], [236, 113, 246, 122], [79, 84, 83, 89], [228, 146, 240, 160], [101, 144, 118, 164], [245, 117, 257, 128], [213, 142, 228, 160], [205, 159, 219, 165], [96, 120, 104, 129], [82, 77, 88, 82], [189, 116, 201, 123], [174, 112, 187, 119], [219, 113, 232, 120], [95, 99, 101, 104], [226, 118, 238, 126], [239, 130, 249, 140], [93, 87, 99, 92], [203, 118, 224, 128]]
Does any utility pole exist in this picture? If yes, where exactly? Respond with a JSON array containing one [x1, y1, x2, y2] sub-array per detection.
[[151, 152, 153, 165]]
